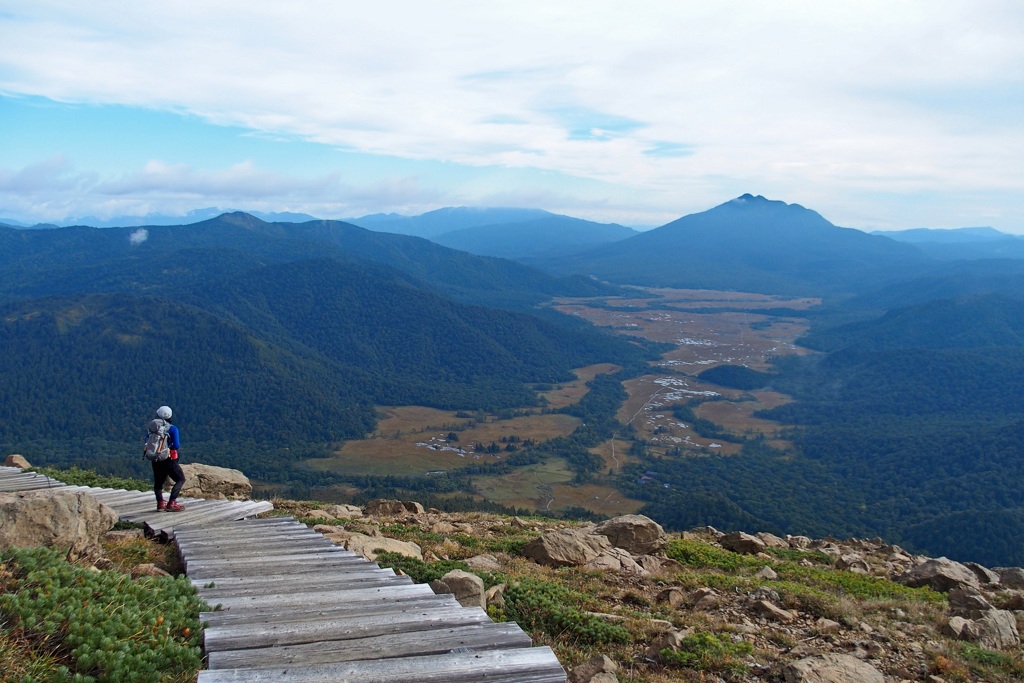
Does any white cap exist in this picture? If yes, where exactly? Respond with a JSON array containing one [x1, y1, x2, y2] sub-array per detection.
[[156, 405, 172, 419]]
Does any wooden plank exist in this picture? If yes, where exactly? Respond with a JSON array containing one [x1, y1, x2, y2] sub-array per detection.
[[198, 582, 433, 611], [174, 520, 308, 540], [193, 567, 406, 596], [185, 545, 361, 566], [186, 556, 374, 580], [186, 548, 366, 567], [201, 586, 454, 619], [179, 538, 336, 559], [201, 593, 462, 628], [197, 647, 566, 683], [206, 622, 534, 669], [202, 605, 494, 651]]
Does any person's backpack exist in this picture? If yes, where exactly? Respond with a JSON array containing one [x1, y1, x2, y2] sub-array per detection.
[[143, 418, 171, 462]]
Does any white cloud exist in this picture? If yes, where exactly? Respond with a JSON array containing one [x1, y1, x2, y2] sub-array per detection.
[[1, 1, 1023, 229], [129, 228, 148, 245]]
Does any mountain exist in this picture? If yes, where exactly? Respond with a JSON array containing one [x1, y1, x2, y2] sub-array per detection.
[[15, 208, 322, 229], [845, 258, 1024, 312], [872, 226, 1010, 243], [802, 293, 1024, 352], [538, 194, 933, 295], [349, 207, 557, 239], [432, 215, 636, 260], [871, 227, 1024, 261], [0, 212, 655, 480], [0, 213, 610, 310]]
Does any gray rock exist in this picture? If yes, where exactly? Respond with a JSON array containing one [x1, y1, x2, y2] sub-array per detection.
[[176, 463, 251, 500], [720, 531, 766, 554], [0, 490, 118, 559], [464, 553, 502, 571], [948, 587, 994, 619], [964, 562, 1000, 586], [592, 514, 666, 554], [3, 454, 30, 468], [897, 557, 980, 592], [567, 654, 618, 683], [522, 527, 611, 567], [584, 548, 647, 576], [756, 531, 790, 548], [975, 610, 1020, 650], [363, 499, 410, 516], [994, 567, 1024, 589], [430, 569, 485, 609], [784, 653, 885, 682]]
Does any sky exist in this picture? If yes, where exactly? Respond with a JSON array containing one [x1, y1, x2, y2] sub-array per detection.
[[1, 1, 1023, 232]]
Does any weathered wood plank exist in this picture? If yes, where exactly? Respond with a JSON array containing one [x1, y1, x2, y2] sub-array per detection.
[[196, 647, 566, 683], [201, 593, 462, 629], [178, 537, 337, 559], [198, 582, 434, 613], [195, 570, 409, 599], [187, 557, 376, 580], [181, 538, 347, 560], [206, 622, 534, 669], [202, 606, 494, 651]]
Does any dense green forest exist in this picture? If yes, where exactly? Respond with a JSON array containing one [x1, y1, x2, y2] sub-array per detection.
[[0, 216, 657, 485], [620, 293, 1024, 567]]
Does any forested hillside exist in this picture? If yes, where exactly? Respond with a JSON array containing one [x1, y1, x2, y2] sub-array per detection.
[[619, 291, 1024, 567], [0, 215, 655, 483]]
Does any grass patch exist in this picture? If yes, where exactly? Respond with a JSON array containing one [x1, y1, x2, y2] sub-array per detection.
[[500, 578, 630, 647]]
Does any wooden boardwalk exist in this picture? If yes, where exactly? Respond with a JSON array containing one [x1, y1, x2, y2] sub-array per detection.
[[0, 466, 567, 682]]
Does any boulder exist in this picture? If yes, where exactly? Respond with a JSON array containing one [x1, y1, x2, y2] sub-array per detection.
[[583, 548, 647, 576], [784, 653, 885, 683], [592, 514, 666, 554], [360, 499, 424, 516], [948, 587, 994, 619], [568, 654, 619, 683], [175, 464, 251, 500], [0, 490, 118, 559], [994, 567, 1024, 589], [897, 557, 980, 592], [754, 599, 796, 623], [464, 553, 502, 572], [430, 569, 485, 609], [836, 553, 871, 574], [523, 527, 611, 567], [787, 535, 812, 549], [322, 504, 363, 520], [363, 499, 409, 516], [964, 562, 1000, 586], [342, 532, 422, 562], [756, 531, 790, 548], [720, 531, 766, 555], [975, 610, 1020, 650], [3, 454, 30, 468]]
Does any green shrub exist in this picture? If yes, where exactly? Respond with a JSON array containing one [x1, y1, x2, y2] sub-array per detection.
[[502, 578, 630, 646], [777, 564, 944, 603], [664, 539, 761, 572], [29, 466, 149, 492], [373, 552, 471, 584], [0, 547, 205, 683], [660, 630, 754, 673]]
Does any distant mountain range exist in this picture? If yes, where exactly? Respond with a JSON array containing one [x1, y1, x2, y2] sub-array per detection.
[[534, 194, 934, 296]]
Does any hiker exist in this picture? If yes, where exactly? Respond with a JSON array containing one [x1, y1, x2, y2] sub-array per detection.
[[148, 405, 186, 512]]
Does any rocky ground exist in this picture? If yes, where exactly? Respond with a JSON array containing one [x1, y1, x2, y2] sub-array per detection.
[[273, 497, 1024, 683], [4, 456, 1023, 682]]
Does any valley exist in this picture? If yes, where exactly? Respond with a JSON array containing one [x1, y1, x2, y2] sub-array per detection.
[[305, 287, 817, 516]]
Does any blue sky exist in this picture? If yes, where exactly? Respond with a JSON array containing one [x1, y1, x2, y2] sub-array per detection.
[[2, 1, 1023, 231]]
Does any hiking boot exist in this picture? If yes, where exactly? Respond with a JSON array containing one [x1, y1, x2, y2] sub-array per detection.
[[164, 500, 185, 512], [156, 500, 166, 511]]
